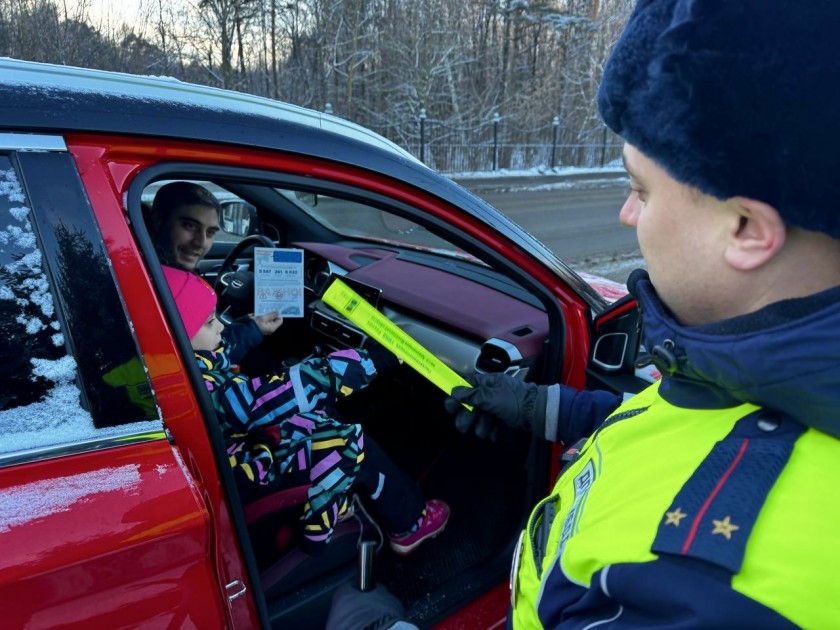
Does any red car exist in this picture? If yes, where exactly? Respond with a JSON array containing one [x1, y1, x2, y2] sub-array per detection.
[[0, 58, 644, 628]]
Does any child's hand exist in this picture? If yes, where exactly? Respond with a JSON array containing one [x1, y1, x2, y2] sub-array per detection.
[[252, 311, 283, 335]]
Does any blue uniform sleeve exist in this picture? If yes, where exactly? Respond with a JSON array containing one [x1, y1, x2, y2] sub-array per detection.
[[542, 384, 622, 443]]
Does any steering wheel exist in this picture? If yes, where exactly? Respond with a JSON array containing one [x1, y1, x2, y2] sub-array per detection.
[[213, 234, 276, 319]]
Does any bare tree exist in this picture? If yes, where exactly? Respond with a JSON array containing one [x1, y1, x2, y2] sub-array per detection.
[[194, 0, 257, 87], [0, 0, 632, 171]]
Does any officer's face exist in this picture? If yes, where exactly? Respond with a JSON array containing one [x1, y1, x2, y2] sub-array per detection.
[[620, 144, 737, 326]]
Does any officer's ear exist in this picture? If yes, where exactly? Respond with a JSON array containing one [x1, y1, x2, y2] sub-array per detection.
[[723, 197, 786, 271]]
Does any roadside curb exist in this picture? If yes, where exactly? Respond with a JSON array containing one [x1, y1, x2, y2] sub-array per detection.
[[450, 169, 628, 193]]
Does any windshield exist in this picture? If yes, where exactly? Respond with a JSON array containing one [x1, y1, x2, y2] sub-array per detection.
[[276, 188, 481, 262]]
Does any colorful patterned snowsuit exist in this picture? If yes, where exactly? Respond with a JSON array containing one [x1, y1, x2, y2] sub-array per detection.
[[195, 345, 384, 552]]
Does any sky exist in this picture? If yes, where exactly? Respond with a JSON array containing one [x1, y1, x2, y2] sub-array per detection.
[[67, 0, 154, 29]]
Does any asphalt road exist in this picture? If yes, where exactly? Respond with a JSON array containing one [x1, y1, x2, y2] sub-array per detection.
[[454, 173, 645, 284]]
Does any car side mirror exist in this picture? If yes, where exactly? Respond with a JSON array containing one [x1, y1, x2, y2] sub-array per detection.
[[220, 200, 257, 237], [295, 191, 318, 206], [591, 332, 631, 371]]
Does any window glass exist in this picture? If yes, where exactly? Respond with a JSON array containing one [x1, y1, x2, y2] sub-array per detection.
[[0, 155, 160, 458], [276, 188, 482, 263]]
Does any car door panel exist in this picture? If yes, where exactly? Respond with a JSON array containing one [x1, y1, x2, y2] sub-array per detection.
[[0, 146, 253, 628], [587, 293, 649, 394], [0, 441, 227, 629]]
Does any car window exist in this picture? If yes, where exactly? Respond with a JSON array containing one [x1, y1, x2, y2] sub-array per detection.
[[278, 188, 482, 262], [0, 154, 161, 461]]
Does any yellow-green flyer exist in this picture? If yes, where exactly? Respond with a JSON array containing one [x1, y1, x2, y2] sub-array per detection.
[[322, 277, 472, 397]]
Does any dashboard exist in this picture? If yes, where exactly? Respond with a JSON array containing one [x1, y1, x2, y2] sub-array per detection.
[[297, 241, 550, 377]]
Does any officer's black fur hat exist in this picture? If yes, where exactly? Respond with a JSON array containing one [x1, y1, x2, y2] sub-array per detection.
[[598, 0, 840, 239]]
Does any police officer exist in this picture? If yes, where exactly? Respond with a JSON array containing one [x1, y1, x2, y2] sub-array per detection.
[[446, 1, 840, 627]]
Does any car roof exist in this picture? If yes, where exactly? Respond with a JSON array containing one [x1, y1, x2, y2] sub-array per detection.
[[0, 58, 487, 226], [0, 57, 420, 166], [0, 57, 608, 311]]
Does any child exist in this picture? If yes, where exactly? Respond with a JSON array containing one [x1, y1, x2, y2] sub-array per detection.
[[162, 265, 449, 556], [148, 181, 283, 366]]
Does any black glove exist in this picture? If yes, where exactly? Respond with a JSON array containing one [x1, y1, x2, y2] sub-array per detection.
[[443, 372, 548, 440]]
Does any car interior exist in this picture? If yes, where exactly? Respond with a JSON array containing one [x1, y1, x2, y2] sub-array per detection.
[[135, 170, 576, 627]]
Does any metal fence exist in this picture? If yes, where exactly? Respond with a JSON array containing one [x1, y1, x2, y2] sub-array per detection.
[[404, 141, 623, 174], [396, 113, 623, 173]]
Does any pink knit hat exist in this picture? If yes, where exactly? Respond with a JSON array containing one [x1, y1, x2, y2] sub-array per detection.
[[162, 265, 217, 339]]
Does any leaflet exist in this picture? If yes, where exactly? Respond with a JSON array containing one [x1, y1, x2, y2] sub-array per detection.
[[321, 277, 472, 397], [253, 247, 304, 317]]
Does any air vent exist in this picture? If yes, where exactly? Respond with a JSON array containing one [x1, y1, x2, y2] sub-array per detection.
[[475, 338, 523, 373], [311, 310, 365, 348]]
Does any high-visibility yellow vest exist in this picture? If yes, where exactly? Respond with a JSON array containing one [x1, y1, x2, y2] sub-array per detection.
[[511, 380, 840, 629]]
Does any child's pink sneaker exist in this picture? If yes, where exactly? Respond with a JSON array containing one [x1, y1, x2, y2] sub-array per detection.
[[388, 499, 450, 556]]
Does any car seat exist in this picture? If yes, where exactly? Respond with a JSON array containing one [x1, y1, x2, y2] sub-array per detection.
[[243, 484, 379, 598]]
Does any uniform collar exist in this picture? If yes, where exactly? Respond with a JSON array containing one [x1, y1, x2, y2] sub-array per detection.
[[629, 270, 840, 438]]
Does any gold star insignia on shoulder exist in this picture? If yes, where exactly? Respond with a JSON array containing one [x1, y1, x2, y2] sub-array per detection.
[[711, 516, 740, 540], [665, 507, 688, 526]]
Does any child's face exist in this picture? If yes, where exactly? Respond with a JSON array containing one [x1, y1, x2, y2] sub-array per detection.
[[191, 310, 225, 352]]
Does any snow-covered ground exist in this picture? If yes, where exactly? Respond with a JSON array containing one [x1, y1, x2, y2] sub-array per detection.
[[444, 164, 624, 180], [566, 249, 644, 287]]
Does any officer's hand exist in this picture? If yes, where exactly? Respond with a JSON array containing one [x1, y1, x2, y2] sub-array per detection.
[[252, 311, 283, 335], [443, 372, 546, 440]]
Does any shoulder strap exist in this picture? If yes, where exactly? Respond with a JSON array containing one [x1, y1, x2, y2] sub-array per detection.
[[651, 409, 805, 574]]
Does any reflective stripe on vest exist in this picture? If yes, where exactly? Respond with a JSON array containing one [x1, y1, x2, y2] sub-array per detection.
[[511, 380, 840, 629]]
